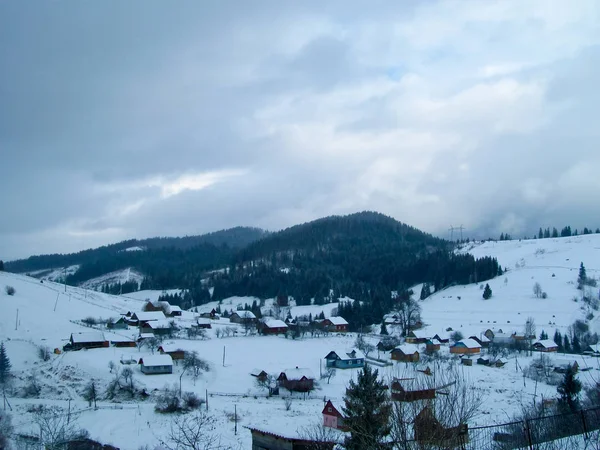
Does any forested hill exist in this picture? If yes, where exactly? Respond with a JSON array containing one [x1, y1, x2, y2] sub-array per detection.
[[208, 212, 501, 313], [4, 226, 268, 275]]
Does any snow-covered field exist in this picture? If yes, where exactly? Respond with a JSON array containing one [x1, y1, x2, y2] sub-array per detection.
[[1, 234, 599, 448]]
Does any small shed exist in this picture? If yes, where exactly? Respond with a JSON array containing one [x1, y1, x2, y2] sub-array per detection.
[[322, 400, 347, 431], [477, 357, 490, 366], [390, 378, 436, 402], [199, 308, 218, 319], [391, 345, 420, 362], [425, 339, 441, 353], [324, 349, 365, 369], [250, 369, 269, 382], [553, 360, 579, 373], [139, 354, 173, 375], [450, 339, 481, 355], [461, 356, 473, 366], [277, 368, 315, 392], [414, 406, 469, 447], [532, 340, 558, 353]]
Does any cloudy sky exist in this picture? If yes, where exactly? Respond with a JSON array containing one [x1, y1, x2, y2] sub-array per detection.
[[1, 1, 600, 260]]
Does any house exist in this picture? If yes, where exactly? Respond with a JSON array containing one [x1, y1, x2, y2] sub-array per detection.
[[469, 335, 490, 348], [258, 319, 289, 335], [432, 333, 450, 344], [143, 301, 164, 312], [377, 338, 401, 352], [137, 332, 155, 341], [158, 344, 185, 361], [165, 304, 182, 317], [491, 358, 508, 368], [246, 427, 336, 450], [390, 378, 436, 402], [322, 400, 347, 431], [199, 308, 218, 319], [532, 339, 559, 353], [584, 344, 600, 356], [450, 339, 481, 355], [130, 311, 166, 326], [324, 349, 365, 369], [138, 354, 173, 375], [391, 345, 420, 362], [195, 318, 212, 329], [425, 339, 441, 353], [277, 368, 315, 392], [140, 319, 172, 336], [477, 357, 490, 366], [110, 337, 137, 348], [230, 310, 257, 325], [250, 369, 269, 382], [321, 317, 349, 333], [405, 330, 430, 344], [414, 406, 469, 448], [553, 360, 579, 374], [107, 317, 128, 330], [384, 313, 401, 325], [461, 356, 473, 366], [66, 332, 109, 351]]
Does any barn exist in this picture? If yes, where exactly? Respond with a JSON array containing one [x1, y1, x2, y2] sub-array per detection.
[[391, 345, 420, 362], [67, 332, 109, 350], [450, 339, 481, 355], [321, 317, 349, 333], [405, 330, 431, 344], [140, 319, 172, 336], [390, 378, 436, 402], [532, 339, 558, 353], [129, 311, 167, 327], [110, 337, 137, 348], [258, 319, 289, 335], [277, 368, 315, 392], [158, 343, 186, 361], [230, 310, 257, 325]]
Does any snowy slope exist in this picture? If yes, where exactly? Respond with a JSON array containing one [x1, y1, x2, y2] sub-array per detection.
[[80, 267, 145, 291]]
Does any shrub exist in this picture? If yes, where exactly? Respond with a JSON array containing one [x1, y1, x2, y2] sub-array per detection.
[[81, 317, 97, 326], [38, 346, 51, 362], [4, 286, 15, 296], [182, 391, 203, 410]]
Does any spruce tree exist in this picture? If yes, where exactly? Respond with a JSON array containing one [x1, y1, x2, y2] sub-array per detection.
[[482, 283, 492, 300], [557, 364, 581, 412], [420, 283, 431, 300], [573, 334, 581, 354], [0, 343, 11, 386], [380, 321, 389, 336], [554, 330, 563, 352], [578, 263, 587, 289], [343, 364, 391, 450], [552, 228, 559, 238], [0, 260, 4, 271], [563, 335, 571, 353], [538, 228, 543, 239]]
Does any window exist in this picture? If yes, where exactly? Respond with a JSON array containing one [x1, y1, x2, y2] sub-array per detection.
[[328, 407, 332, 412]]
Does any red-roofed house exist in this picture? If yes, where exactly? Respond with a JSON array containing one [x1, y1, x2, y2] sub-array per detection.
[[322, 400, 347, 431]]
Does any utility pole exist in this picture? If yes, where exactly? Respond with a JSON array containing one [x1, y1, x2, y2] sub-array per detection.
[[458, 225, 465, 242], [234, 404, 237, 435], [449, 225, 455, 241], [64, 267, 67, 293], [54, 293, 59, 312], [222, 346, 226, 367], [15, 309, 18, 331]]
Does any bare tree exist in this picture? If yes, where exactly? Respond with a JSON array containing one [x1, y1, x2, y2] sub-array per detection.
[[83, 380, 98, 408], [396, 298, 421, 336], [300, 421, 341, 450], [183, 351, 210, 385], [120, 367, 137, 398], [321, 367, 336, 384], [284, 397, 293, 411], [525, 316, 537, 356], [32, 405, 88, 450], [533, 282, 543, 298], [160, 411, 222, 450]]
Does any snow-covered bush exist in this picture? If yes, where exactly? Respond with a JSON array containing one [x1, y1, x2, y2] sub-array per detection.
[[4, 286, 15, 296]]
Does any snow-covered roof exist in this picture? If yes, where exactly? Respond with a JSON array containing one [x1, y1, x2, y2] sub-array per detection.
[[146, 319, 172, 329], [455, 339, 481, 349], [71, 331, 106, 343], [234, 310, 256, 319], [534, 339, 558, 348], [132, 311, 166, 321], [262, 319, 288, 328], [159, 343, 184, 353], [139, 354, 173, 367], [168, 305, 182, 313], [327, 316, 348, 326], [327, 348, 365, 361], [138, 333, 154, 339], [251, 368, 267, 377], [409, 330, 430, 339], [196, 318, 211, 325], [392, 344, 420, 355], [471, 334, 490, 343], [281, 368, 315, 380]]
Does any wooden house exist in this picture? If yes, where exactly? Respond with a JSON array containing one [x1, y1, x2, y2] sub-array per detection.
[[138, 354, 173, 375], [277, 368, 315, 392], [532, 339, 558, 353], [195, 318, 212, 329], [247, 427, 336, 450], [158, 344, 185, 361], [66, 332, 109, 351], [584, 344, 600, 357], [230, 310, 257, 325], [405, 330, 430, 344], [432, 333, 450, 344], [477, 357, 490, 366], [377, 338, 401, 352], [258, 319, 289, 335], [143, 301, 163, 312], [110, 337, 137, 348], [322, 400, 347, 431], [469, 335, 490, 348], [321, 317, 348, 333], [414, 406, 469, 448], [130, 311, 166, 327], [164, 303, 182, 317], [461, 356, 473, 366], [491, 358, 508, 368], [391, 345, 420, 362], [140, 319, 172, 336], [450, 339, 481, 355], [199, 308, 218, 319], [107, 317, 128, 330], [390, 378, 436, 402], [425, 339, 441, 353], [553, 360, 579, 374], [324, 349, 365, 369], [250, 369, 269, 382]]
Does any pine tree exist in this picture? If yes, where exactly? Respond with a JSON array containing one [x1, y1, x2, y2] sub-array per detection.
[[380, 321, 389, 336], [557, 364, 581, 412], [0, 343, 11, 386], [0, 260, 4, 271], [554, 330, 563, 352], [544, 228, 550, 238], [482, 284, 492, 300], [573, 334, 581, 354], [578, 262, 587, 289], [540, 330, 548, 340], [420, 283, 431, 300], [538, 228, 543, 239], [342, 365, 391, 450], [552, 228, 559, 238], [500, 233, 505, 241], [563, 335, 571, 353]]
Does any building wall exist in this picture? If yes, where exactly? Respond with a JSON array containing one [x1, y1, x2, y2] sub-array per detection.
[[141, 365, 172, 374], [323, 414, 338, 429], [450, 346, 480, 354], [391, 351, 420, 362]]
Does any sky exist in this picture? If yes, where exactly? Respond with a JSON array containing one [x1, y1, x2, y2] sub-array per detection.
[[1, 1, 600, 260]]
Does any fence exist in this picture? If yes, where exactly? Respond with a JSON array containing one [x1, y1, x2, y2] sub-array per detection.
[[402, 405, 600, 450]]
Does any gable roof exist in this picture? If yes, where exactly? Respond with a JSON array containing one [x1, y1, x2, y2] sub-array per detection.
[[233, 310, 256, 319], [327, 316, 348, 326], [262, 318, 288, 328], [325, 348, 365, 361], [139, 354, 173, 367], [392, 344, 420, 355], [454, 339, 481, 349], [71, 331, 106, 344], [280, 368, 315, 381], [409, 330, 430, 339], [145, 319, 172, 329], [534, 339, 558, 348], [132, 311, 166, 322], [322, 400, 344, 418], [158, 343, 185, 353]]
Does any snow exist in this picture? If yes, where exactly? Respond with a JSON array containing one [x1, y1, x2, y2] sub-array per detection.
[[70, 331, 106, 343], [131, 311, 166, 322], [327, 316, 348, 326], [456, 339, 481, 349], [139, 354, 173, 367], [534, 339, 558, 349], [393, 344, 421, 355], [262, 318, 287, 328], [121, 289, 184, 303], [280, 368, 316, 380], [122, 246, 145, 252], [80, 267, 145, 291]]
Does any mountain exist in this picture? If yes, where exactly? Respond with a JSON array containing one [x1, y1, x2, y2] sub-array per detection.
[[4, 227, 268, 289]]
